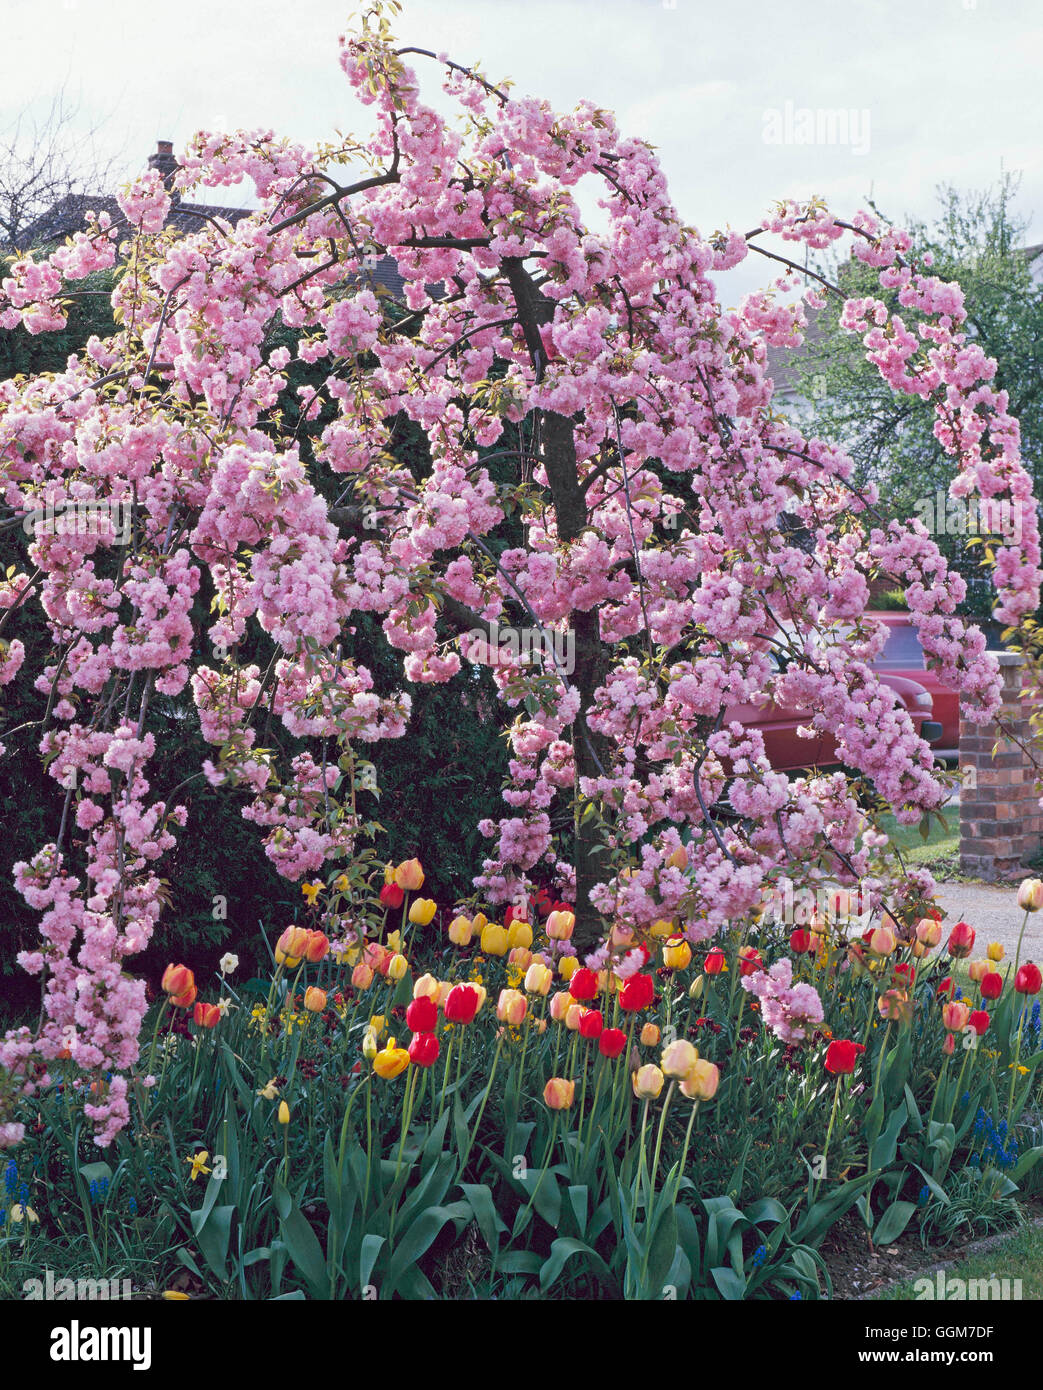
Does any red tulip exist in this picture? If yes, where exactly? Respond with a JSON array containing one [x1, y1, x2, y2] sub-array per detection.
[[569, 968, 599, 1002], [946, 920, 975, 959], [170, 985, 198, 1010], [824, 1039, 866, 1075], [618, 973, 654, 1012], [405, 997, 438, 1033], [193, 1002, 220, 1029], [1015, 962, 1042, 995], [379, 882, 405, 910], [789, 929, 814, 955], [304, 930, 330, 963], [967, 1010, 990, 1036], [704, 948, 726, 975], [980, 972, 1003, 1001], [408, 1033, 440, 1067], [598, 1027, 627, 1058], [161, 963, 193, 997], [444, 984, 480, 1024], [937, 976, 955, 999], [738, 947, 763, 978], [578, 1008, 604, 1040]]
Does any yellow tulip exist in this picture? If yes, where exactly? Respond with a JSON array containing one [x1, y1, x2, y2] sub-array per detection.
[[395, 859, 425, 892], [662, 936, 692, 970], [640, 1023, 660, 1047], [387, 952, 409, 980], [987, 941, 1005, 962], [480, 922, 509, 956], [524, 962, 553, 996], [557, 955, 579, 982], [412, 973, 440, 1001], [681, 1058, 720, 1101], [543, 1078, 575, 1110], [277, 1102, 290, 1125], [448, 915, 473, 946], [408, 898, 437, 927], [632, 1064, 664, 1099], [373, 1038, 410, 1079], [506, 920, 533, 950]]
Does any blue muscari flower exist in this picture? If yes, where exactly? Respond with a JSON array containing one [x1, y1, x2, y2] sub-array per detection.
[[89, 1179, 98, 1204], [960, 1091, 970, 1108], [917, 1184, 931, 1206], [17, 1182, 29, 1204], [789, 1290, 803, 1300], [751, 1244, 767, 1268], [0, 1208, 5, 1226], [4, 1160, 16, 1196], [128, 1196, 138, 1216]]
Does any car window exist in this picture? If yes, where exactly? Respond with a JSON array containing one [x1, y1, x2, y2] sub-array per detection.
[[875, 625, 925, 669]]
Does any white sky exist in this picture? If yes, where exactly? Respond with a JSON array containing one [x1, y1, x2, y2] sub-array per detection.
[[4, 0, 1042, 302]]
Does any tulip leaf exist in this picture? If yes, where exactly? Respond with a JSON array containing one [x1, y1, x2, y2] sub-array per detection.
[[539, 1237, 614, 1294], [190, 1203, 235, 1284], [387, 1200, 472, 1291], [496, 1250, 542, 1276], [274, 1180, 329, 1298], [567, 1184, 588, 1236], [460, 1182, 506, 1254], [710, 1264, 747, 1300], [359, 1232, 385, 1291], [645, 1205, 679, 1297], [872, 1199, 918, 1246]]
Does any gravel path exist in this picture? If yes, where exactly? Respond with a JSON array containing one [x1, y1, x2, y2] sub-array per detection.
[[934, 882, 1040, 960]]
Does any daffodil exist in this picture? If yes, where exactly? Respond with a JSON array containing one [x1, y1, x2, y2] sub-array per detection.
[[257, 1079, 279, 1101], [186, 1151, 211, 1182], [10, 1204, 39, 1223], [301, 881, 323, 905], [334, 874, 350, 892]]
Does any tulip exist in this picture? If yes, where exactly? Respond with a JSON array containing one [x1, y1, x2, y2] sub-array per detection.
[[549, 990, 575, 1023], [303, 987, 326, 1014], [379, 882, 405, 910], [632, 1064, 664, 1099], [523, 963, 552, 999], [362, 1030, 378, 1061], [937, 976, 955, 999], [497, 988, 527, 1027], [824, 1039, 865, 1074], [436, 980, 452, 1009], [275, 926, 310, 967], [640, 1022, 660, 1047], [480, 922, 509, 956], [394, 859, 425, 892], [619, 973, 655, 1012], [408, 898, 437, 928], [1017, 878, 1043, 913], [351, 962, 374, 991], [565, 1004, 586, 1032], [916, 918, 942, 947], [650, 919, 674, 939], [689, 974, 705, 1001], [162, 963, 194, 997], [610, 923, 634, 948], [405, 997, 437, 1033], [408, 1033, 440, 1067], [384, 952, 407, 982], [967, 1010, 990, 1036], [578, 1008, 604, 1040], [980, 971, 1003, 1000], [543, 1078, 575, 1110], [680, 1058, 720, 1101], [557, 955, 579, 982], [942, 1032, 956, 1056], [877, 989, 912, 1024], [662, 936, 692, 971], [704, 948, 726, 975], [568, 967, 599, 1002], [509, 946, 533, 970], [946, 921, 975, 959], [738, 947, 763, 977], [789, 929, 814, 955], [661, 1039, 698, 1077], [506, 920, 533, 950], [277, 1101, 290, 1125], [942, 1001, 970, 1032], [170, 985, 198, 1009], [1015, 962, 1042, 995], [444, 984, 480, 1024], [304, 930, 330, 963], [967, 959, 989, 984], [413, 973, 440, 1002], [448, 915, 473, 947], [373, 1038, 410, 1079], [599, 1027, 627, 1058], [504, 904, 527, 927], [987, 941, 1005, 963], [869, 926, 897, 956], [546, 910, 575, 941], [364, 941, 391, 976], [667, 845, 688, 871], [193, 1001, 220, 1029], [471, 912, 488, 931]]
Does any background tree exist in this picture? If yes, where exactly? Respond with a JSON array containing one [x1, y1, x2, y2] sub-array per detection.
[[793, 174, 1043, 625]]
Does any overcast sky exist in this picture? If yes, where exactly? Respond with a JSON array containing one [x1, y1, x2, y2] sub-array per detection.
[[4, 0, 1042, 300]]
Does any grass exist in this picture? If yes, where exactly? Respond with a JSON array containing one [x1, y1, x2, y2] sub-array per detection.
[[876, 808, 960, 867], [871, 1222, 1043, 1300]]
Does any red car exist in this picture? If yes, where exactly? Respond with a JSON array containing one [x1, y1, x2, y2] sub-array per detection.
[[726, 671, 941, 773], [865, 611, 959, 758]]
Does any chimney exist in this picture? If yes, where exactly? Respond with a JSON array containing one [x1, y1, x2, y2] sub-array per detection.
[[147, 140, 180, 203]]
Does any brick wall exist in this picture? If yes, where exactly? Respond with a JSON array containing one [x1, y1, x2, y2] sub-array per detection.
[[959, 652, 1043, 879]]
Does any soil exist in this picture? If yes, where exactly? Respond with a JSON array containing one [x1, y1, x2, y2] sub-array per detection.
[[821, 1199, 1043, 1299]]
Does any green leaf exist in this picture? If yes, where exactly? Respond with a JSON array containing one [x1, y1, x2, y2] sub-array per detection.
[[360, 1233, 385, 1291], [873, 1200, 918, 1246], [387, 1200, 472, 1291], [539, 1236, 615, 1293], [274, 1180, 329, 1297], [460, 1182, 505, 1255]]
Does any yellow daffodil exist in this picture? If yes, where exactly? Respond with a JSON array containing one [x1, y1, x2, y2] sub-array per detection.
[[301, 881, 323, 905], [257, 1079, 279, 1101], [10, 1203, 39, 1224]]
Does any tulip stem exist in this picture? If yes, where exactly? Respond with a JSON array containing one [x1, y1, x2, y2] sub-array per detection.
[[145, 996, 170, 1085], [1007, 1010, 1025, 1130], [459, 1037, 502, 1176], [438, 1037, 454, 1119], [1014, 909, 1030, 979], [517, 1116, 559, 1225]]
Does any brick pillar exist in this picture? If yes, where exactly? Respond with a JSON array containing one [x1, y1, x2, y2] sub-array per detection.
[[959, 652, 1043, 879]]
